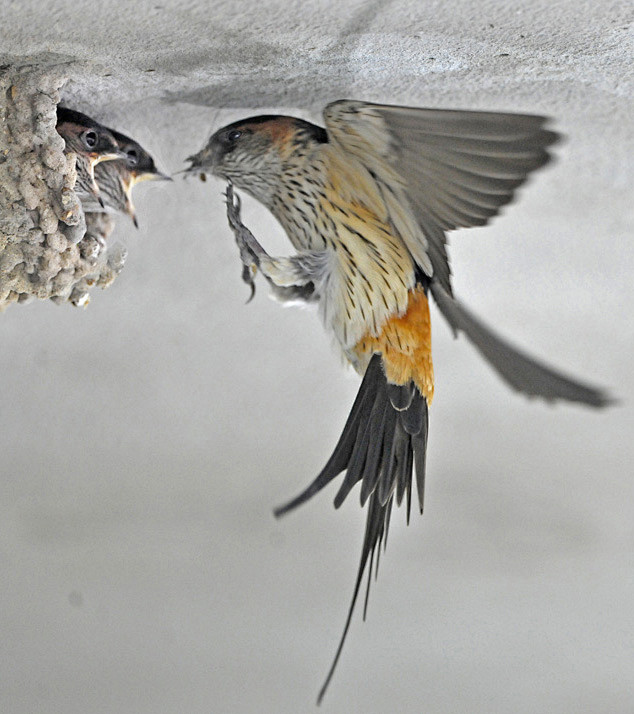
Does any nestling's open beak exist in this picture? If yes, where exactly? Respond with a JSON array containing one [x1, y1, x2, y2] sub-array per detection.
[[132, 170, 173, 185], [90, 149, 128, 167], [88, 180, 104, 208], [125, 201, 138, 228], [151, 171, 173, 182]]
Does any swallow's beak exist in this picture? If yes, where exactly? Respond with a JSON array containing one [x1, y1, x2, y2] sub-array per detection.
[[133, 170, 173, 184], [152, 171, 173, 182], [181, 146, 214, 180], [173, 166, 194, 177], [178, 155, 199, 176], [123, 193, 138, 228], [88, 180, 104, 208], [91, 149, 128, 166], [185, 152, 202, 165], [127, 170, 174, 194], [118, 175, 139, 228]]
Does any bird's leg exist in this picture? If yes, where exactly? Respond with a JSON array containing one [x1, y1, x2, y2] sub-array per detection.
[[225, 182, 323, 303], [225, 182, 261, 300]]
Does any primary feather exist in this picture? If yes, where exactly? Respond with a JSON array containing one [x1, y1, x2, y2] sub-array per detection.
[[323, 100, 559, 295]]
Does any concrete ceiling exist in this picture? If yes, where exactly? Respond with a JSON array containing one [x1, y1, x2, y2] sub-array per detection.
[[1, 1, 633, 712]]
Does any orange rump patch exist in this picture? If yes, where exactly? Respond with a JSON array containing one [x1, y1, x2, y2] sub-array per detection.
[[355, 287, 434, 403]]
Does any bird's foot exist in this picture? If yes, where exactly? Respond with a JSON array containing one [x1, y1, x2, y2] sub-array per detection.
[[224, 181, 264, 301]]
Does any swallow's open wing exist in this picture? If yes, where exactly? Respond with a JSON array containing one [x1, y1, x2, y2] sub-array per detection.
[[323, 100, 559, 295]]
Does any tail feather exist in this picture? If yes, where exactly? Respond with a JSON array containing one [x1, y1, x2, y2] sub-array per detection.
[[401, 388, 426, 435], [274, 353, 429, 704], [430, 282, 612, 407], [394, 425, 413, 501], [359, 400, 390, 504], [413, 428, 429, 514], [272, 358, 382, 518], [403, 437, 415, 524], [387, 382, 415, 410], [376, 410, 400, 506], [334, 382, 387, 507], [316, 491, 394, 706]]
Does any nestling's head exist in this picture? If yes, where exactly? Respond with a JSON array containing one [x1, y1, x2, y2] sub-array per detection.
[[109, 128, 171, 187], [56, 107, 125, 167], [185, 115, 328, 206]]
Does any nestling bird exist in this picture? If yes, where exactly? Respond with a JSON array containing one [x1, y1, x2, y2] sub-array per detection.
[[83, 128, 171, 227], [186, 100, 610, 702], [56, 107, 126, 206]]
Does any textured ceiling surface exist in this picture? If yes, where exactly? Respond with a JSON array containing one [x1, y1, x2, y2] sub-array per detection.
[[1, 1, 633, 712]]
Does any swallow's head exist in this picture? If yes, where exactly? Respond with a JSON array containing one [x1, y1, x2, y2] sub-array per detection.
[[184, 115, 327, 206], [56, 108, 126, 167], [109, 129, 171, 185]]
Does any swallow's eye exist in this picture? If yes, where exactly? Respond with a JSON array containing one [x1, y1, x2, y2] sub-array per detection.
[[82, 130, 98, 149], [227, 129, 242, 142], [126, 149, 138, 166]]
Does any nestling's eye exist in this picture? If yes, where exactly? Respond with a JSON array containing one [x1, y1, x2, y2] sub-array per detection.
[[82, 130, 98, 149], [227, 129, 242, 142], [126, 148, 138, 166]]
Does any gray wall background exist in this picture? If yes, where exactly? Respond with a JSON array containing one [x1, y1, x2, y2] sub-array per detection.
[[1, 1, 633, 712]]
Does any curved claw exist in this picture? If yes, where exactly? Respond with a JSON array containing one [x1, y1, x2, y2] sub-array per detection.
[[243, 264, 256, 303], [225, 181, 260, 300]]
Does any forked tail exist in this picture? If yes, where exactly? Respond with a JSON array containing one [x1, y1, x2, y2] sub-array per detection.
[[274, 353, 429, 704]]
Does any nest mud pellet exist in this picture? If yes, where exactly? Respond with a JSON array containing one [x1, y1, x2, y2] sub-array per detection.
[[0, 64, 127, 310]]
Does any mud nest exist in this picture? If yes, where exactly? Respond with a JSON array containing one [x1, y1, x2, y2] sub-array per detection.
[[0, 63, 127, 310]]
